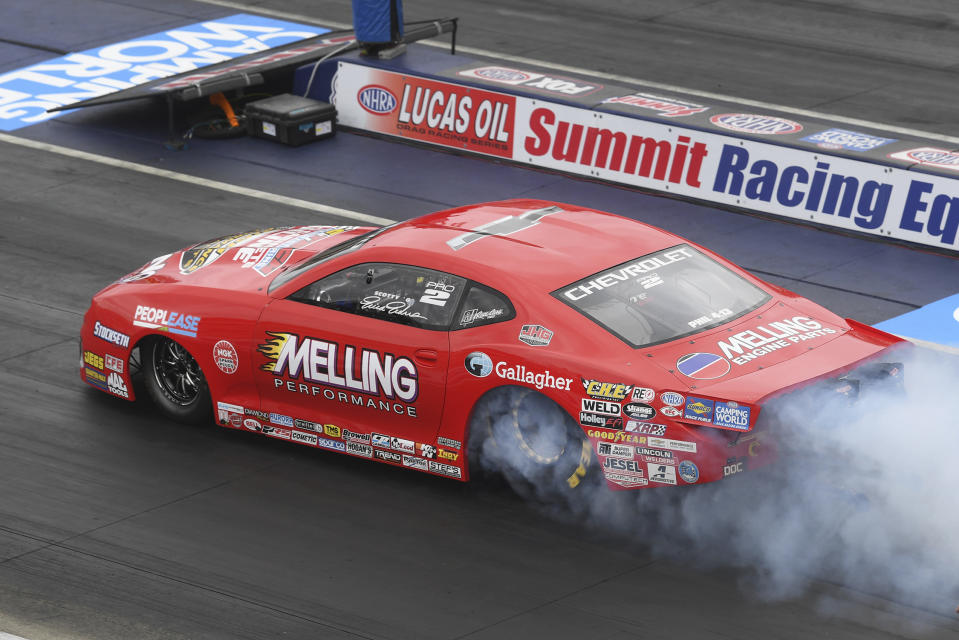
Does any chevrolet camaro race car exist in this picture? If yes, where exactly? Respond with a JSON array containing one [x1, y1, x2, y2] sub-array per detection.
[[80, 199, 905, 493]]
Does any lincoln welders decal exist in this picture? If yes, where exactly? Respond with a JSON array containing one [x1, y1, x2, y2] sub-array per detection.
[[0, 14, 327, 131], [258, 331, 419, 417]]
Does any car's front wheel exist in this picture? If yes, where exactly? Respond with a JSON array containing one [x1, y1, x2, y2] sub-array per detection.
[[468, 387, 593, 499], [142, 337, 211, 424]]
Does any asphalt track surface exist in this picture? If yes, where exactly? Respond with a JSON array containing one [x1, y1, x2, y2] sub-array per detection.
[[2, 1, 959, 639]]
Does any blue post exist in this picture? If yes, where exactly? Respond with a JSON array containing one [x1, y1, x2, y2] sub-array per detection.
[[352, 0, 404, 50]]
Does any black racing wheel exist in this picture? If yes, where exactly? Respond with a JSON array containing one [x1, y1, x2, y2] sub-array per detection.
[[143, 337, 211, 424], [469, 387, 592, 499]]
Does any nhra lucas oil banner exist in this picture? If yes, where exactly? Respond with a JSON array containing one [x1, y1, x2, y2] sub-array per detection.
[[0, 14, 328, 131], [334, 64, 959, 252], [332, 63, 515, 159]]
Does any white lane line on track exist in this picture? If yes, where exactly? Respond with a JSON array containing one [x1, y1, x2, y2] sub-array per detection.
[[0, 633, 32, 640], [0, 133, 396, 226], [196, 0, 959, 145]]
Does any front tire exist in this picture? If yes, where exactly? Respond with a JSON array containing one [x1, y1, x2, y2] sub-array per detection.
[[468, 387, 592, 499], [142, 337, 211, 424]]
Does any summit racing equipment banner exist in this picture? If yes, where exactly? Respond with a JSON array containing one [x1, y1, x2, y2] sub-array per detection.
[[332, 64, 515, 158], [334, 62, 959, 252], [511, 100, 959, 251], [0, 14, 328, 131]]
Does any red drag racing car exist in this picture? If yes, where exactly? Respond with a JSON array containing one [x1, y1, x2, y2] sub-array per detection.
[[80, 199, 905, 492]]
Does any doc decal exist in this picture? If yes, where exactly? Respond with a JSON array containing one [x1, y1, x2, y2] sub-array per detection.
[[213, 340, 238, 374], [133, 306, 201, 338], [258, 331, 418, 417]]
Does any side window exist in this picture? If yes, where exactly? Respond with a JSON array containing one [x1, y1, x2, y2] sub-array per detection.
[[454, 283, 515, 329], [290, 262, 466, 330]]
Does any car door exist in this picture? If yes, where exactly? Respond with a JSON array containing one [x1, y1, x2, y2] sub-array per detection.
[[252, 262, 463, 448]]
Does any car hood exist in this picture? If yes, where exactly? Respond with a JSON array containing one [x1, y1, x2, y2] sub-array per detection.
[[647, 301, 903, 404], [116, 225, 370, 292]]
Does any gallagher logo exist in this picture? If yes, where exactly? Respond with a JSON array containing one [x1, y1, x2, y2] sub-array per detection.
[[676, 353, 730, 380], [710, 113, 802, 135], [358, 85, 397, 115]]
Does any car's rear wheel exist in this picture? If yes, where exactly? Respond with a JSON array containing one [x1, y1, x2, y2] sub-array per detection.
[[143, 337, 211, 424], [469, 387, 593, 499]]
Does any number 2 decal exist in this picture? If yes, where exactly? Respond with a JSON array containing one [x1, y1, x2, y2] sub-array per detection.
[[419, 289, 451, 306]]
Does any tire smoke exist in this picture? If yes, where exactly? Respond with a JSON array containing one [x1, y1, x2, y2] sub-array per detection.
[[471, 346, 959, 615]]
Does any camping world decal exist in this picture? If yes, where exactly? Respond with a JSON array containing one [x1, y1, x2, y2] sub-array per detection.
[[0, 14, 328, 130]]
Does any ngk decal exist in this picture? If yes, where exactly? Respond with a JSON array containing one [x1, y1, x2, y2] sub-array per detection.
[[334, 65, 516, 158]]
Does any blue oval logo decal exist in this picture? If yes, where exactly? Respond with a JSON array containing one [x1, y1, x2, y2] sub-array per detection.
[[358, 85, 397, 115]]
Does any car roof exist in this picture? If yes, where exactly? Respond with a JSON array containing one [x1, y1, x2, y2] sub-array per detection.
[[359, 199, 685, 292]]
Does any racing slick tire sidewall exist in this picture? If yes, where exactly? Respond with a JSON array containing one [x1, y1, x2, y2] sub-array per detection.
[[468, 386, 593, 499], [142, 336, 212, 424]]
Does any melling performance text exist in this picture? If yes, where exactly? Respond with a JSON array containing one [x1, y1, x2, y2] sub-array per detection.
[[258, 331, 418, 416]]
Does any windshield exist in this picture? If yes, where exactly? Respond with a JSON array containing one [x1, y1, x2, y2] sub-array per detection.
[[553, 244, 770, 348], [268, 225, 393, 293]]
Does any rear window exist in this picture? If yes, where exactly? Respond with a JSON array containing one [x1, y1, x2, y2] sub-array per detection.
[[552, 244, 770, 348]]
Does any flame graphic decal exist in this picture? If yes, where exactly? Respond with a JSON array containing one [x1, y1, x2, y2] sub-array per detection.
[[257, 331, 293, 372]]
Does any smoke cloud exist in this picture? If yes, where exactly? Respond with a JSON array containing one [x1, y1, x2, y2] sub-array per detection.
[[473, 345, 959, 617]]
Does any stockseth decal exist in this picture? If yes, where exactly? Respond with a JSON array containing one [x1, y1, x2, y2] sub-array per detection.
[[259, 331, 418, 417], [602, 92, 708, 118], [801, 128, 895, 152], [0, 14, 327, 131], [93, 321, 130, 348], [710, 114, 802, 135], [133, 306, 201, 338]]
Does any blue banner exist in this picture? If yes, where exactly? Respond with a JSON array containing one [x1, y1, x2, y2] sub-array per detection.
[[0, 13, 328, 131]]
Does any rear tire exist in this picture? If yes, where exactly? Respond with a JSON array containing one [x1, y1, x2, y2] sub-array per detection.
[[468, 387, 592, 499], [142, 337, 211, 424]]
